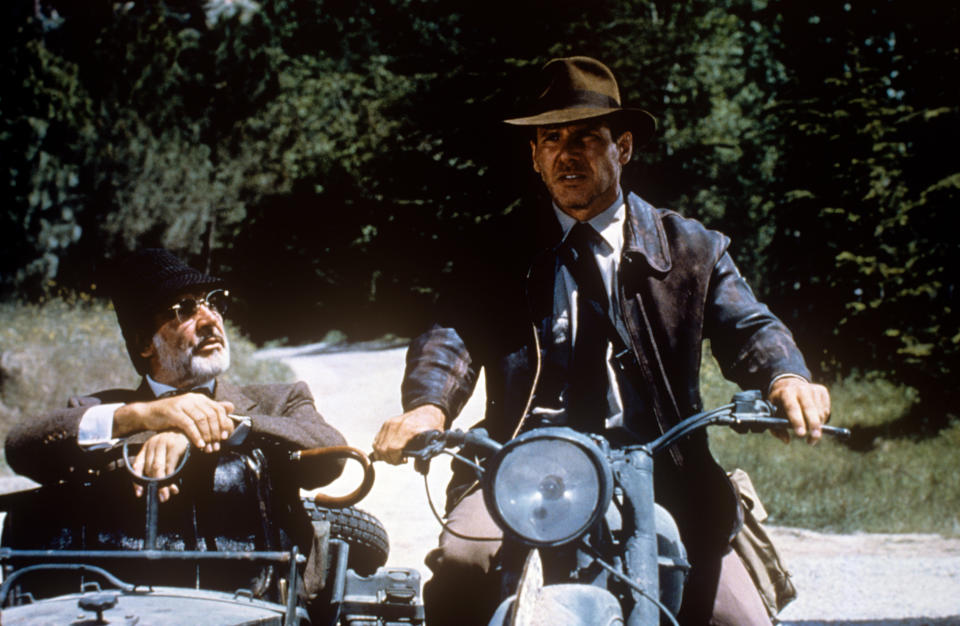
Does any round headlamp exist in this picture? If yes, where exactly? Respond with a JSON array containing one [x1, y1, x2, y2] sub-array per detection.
[[483, 428, 612, 547]]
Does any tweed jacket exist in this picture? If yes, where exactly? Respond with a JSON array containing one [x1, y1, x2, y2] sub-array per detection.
[[400, 191, 810, 561], [5, 379, 347, 488]]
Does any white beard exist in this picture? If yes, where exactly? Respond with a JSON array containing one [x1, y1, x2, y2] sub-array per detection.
[[152, 331, 230, 388]]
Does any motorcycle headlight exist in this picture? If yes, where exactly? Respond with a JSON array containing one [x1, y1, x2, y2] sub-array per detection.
[[483, 428, 612, 547]]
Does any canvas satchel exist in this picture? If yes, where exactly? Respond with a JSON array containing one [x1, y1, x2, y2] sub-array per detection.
[[728, 468, 798, 616]]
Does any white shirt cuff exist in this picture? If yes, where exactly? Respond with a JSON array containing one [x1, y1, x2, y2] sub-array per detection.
[[77, 403, 123, 448]]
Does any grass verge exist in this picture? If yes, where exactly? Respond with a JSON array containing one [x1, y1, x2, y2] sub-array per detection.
[[701, 345, 960, 537]]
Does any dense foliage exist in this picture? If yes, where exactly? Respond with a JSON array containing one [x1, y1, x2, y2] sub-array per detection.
[[2, 1, 958, 424], [763, 3, 960, 420]]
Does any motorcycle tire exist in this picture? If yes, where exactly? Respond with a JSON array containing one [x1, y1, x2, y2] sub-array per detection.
[[301, 499, 390, 575]]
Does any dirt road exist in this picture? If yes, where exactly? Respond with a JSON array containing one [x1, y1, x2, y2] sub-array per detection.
[[282, 344, 960, 625]]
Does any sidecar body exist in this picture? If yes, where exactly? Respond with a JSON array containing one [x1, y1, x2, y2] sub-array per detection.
[[0, 447, 424, 625]]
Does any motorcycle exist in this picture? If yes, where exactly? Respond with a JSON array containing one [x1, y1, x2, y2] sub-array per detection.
[[404, 390, 849, 626], [0, 434, 425, 625]]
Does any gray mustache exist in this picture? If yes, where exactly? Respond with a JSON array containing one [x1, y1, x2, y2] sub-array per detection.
[[193, 328, 226, 351]]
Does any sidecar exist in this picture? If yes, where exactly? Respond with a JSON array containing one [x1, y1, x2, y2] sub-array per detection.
[[0, 442, 424, 625]]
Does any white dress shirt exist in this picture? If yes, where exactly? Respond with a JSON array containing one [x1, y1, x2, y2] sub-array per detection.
[[543, 194, 806, 430], [551, 193, 630, 429]]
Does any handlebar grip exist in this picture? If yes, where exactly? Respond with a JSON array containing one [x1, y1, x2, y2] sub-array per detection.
[[732, 390, 774, 416], [403, 429, 444, 454], [820, 424, 851, 438], [403, 430, 447, 476], [732, 391, 850, 438], [731, 415, 850, 439]]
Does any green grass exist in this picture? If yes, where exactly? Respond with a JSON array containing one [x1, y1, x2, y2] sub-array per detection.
[[701, 345, 960, 537], [0, 296, 294, 469]]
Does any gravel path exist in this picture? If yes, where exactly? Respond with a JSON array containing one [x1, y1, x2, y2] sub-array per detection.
[[771, 527, 960, 624], [284, 345, 960, 625]]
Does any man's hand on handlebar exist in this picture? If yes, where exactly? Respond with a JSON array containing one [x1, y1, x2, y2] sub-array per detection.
[[114, 394, 236, 453], [132, 431, 189, 502], [767, 376, 832, 444], [372, 404, 446, 465]]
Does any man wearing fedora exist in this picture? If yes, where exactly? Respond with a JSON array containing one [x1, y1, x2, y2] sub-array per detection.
[[373, 57, 830, 624], [6, 247, 346, 515]]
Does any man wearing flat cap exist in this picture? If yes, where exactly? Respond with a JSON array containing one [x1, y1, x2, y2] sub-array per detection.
[[373, 57, 831, 624], [5, 249, 347, 573], [7, 248, 346, 488]]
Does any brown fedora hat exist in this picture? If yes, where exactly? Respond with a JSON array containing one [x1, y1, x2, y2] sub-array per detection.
[[504, 56, 657, 145]]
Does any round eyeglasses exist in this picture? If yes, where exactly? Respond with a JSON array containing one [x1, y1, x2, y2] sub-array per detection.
[[167, 289, 230, 323]]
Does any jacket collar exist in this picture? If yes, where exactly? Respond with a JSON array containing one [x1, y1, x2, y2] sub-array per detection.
[[534, 190, 672, 274], [622, 191, 672, 274], [214, 379, 258, 413], [135, 378, 154, 400], [134, 377, 257, 413], [144, 374, 216, 398]]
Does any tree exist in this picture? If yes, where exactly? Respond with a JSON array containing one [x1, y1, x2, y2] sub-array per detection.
[[0, 12, 95, 296], [764, 1, 960, 425], [1, 0, 799, 345]]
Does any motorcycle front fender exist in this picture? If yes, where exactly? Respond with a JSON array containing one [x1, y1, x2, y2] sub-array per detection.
[[488, 549, 623, 626]]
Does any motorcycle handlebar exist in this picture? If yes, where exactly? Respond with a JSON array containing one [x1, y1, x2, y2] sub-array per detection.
[[402, 391, 850, 468], [724, 415, 851, 438], [404, 429, 447, 454], [403, 428, 502, 475], [647, 390, 849, 454], [724, 391, 849, 438]]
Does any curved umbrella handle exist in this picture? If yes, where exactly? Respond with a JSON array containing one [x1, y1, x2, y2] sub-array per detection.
[[292, 446, 376, 508]]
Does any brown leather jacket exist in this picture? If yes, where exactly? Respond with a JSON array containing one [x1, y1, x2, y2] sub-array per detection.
[[400, 191, 810, 616]]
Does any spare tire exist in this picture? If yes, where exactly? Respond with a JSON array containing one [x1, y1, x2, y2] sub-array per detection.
[[301, 499, 389, 575]]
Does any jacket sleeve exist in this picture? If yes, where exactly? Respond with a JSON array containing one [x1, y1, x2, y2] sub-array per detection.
[[704, 250, 811, 391], [400, 325, 480, 424], [5, 396, 106, 485], [244, 381, 348, 488]]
